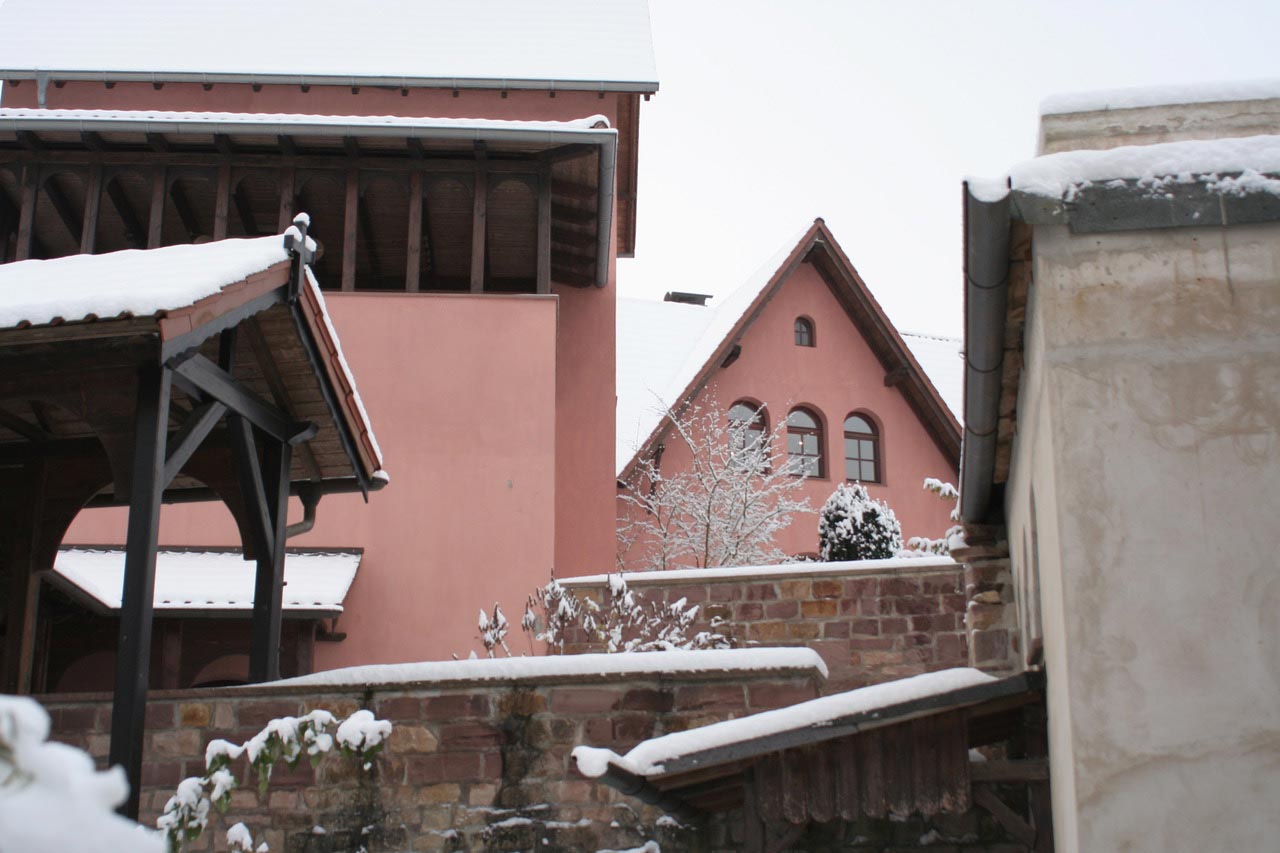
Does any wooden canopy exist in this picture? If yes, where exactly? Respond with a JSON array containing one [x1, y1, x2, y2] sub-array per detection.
[[0, 220, 384, 816], [0, 110, 618, 293]]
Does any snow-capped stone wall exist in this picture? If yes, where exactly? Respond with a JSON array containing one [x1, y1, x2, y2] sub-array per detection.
[[559, 559, 970, 693], [39, 656, 824, 851]]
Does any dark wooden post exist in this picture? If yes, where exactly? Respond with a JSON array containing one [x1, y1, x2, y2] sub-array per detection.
[[80, 165, 102, 254], [405, 171, 423, 292], [213, 162, 231, 241], [109, 359, 172, 819], [147, 168, 166, 248], [342, 169, 358, 292], [536, 166, 552, 295], [15, 165, 38, 261], [249, 436, 291, 682], [470, 142, 487, 293], [0, 458, 47, 694]]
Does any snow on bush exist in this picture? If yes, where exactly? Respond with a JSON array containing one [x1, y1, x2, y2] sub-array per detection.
[[478, 603, 511, 658], [0, 695, 164, 853], [905, 478, 965, 555], [617, 397, 811, 571], [818, 483, 902, 561], [158, 707, 391, 852], [508, 572, 731, 655]]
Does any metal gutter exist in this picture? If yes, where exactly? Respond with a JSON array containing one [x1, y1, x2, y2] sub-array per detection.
[[0, 69, 659, 96], [958, 183, 1012, 525]]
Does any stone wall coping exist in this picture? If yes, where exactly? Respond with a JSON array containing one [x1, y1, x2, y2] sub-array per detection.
[[36, 649, 827, 705], [560, 556, 958, 588]]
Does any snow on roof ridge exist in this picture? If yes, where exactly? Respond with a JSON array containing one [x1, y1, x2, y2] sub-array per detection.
[[1010, 133, 1280, 200], [1041, 78, 1280, 116], [0, 0, 658, 89], [0, 108, 613, 132], [270, 647, 829, 689], [572, 667, 996, 778]]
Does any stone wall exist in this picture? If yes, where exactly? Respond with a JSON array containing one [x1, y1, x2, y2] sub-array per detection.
[[559, 559, 969, 693], [43, 661, 825, 852]]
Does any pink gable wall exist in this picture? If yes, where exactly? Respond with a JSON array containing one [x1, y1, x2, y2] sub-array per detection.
[[66, 293, 561, 665], [618, 258, 958, 567]]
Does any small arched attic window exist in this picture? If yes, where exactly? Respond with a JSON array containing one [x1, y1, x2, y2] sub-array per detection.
[[844, 413, 881, 483], [794, 317, 815, 347], [786, 407, 824, 477]]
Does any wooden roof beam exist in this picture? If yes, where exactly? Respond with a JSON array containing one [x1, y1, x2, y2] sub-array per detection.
[[168, 179, 202, 241], [232, 182, 261, 236], [0, 406, 50, 443], [41, 173, 84, 243]]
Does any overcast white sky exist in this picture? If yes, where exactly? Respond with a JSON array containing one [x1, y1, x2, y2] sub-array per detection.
[[616, 0, 1280, 337]]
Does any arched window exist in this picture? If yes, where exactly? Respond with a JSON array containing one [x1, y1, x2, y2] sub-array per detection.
[[786, 407, 823, 477], [844, 413, 881, 483], [728, 400, 768, 466], [794, 317, 815, 347]]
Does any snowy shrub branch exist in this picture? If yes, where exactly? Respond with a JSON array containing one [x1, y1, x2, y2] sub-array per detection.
[[0, 696, 163, 853], [494, 572, 731, 655], [904, 478, 965, 555], [618, 396, 811, 571], [157, 708, 392, 853]]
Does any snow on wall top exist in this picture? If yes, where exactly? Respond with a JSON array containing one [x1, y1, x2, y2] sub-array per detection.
[[0, 234, 290, 329], [901, 332, 963, 421], [54, 548, 361, 613], [0, 108, 613, 137], [0, 0, 658, 91], [273, 647, 828, 688], [560, 554, 956, 587], [1009, 133, 1280, 200], [1041, 78, 1280, 115], [573, 667, 996, 778]]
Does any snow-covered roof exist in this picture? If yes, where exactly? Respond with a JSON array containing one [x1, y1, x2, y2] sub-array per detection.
[[52, 548, 362, 615], [900, 332, 963, 420], [573, 668, 996, 778], [0, 108, 614, 141], [272, 647, 828, 688], [561, 554, 955, 588], [0, 234, 291, 330], [1041, 78, 1280, 116], [1008, 134, 1280, 201], [0, 0, 658, 92], [615, 224, 962, 475]]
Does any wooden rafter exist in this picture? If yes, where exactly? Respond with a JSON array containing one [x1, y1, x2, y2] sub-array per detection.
[[104, 175, 146, 248]]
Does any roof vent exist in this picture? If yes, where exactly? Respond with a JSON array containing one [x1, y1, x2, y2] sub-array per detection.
[[664, 291, 712, 306]]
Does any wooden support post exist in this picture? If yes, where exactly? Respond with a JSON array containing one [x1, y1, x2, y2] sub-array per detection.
[[213, 162, 231, 241], [342, 169, 358, 292], [0, 458, 47, 695], [249, 437, 291, 683], [405, 171, 422, 292], [15, 165, 37, 260], [109, 359, 172, 820], [536, 166, 552, 294], [80, 165, 102, 253], [159, 621, 183, 690], [276, 167, 296, 233], [147, 167, 166, 248], [470, 143, 487, 293]]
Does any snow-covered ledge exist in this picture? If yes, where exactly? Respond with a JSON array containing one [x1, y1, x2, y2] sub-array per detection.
[[560, 555, 955, 588], [268, 648, 828, 691]]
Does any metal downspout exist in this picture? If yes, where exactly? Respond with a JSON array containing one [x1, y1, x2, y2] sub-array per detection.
[[958, 182, 1012, 524]]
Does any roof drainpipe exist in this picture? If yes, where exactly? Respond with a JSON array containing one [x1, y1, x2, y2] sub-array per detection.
[[958, 181, 1013, 524], [285, 485, 321, 539], [36, 72, 49, 108], [594, 134, 618, 287]]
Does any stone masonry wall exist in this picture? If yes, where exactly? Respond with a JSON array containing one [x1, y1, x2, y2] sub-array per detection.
[[42, 664, 824, 852], [559, 559, 969, 693]]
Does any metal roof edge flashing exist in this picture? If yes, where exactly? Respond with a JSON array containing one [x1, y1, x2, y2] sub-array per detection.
[[959, 182, 1012, 525]]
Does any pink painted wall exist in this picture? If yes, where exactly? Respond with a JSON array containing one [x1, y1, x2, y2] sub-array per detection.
[[618, 259, 958, 567], [66, 293, 561, 665]]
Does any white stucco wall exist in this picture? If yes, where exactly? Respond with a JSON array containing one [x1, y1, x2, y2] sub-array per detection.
[[1007, 221, 1280, 851]]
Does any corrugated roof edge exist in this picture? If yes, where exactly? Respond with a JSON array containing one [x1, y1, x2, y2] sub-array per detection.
[[0, 69, 660, 94]]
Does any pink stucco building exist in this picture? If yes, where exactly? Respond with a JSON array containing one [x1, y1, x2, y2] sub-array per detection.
[[615, 221, 961, 567], [0, 0, 657, 684]]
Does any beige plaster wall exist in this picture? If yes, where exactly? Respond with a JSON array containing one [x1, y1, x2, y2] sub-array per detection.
[[1038, 97, 1280, 154], [1008, 221, 1280, 851]]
